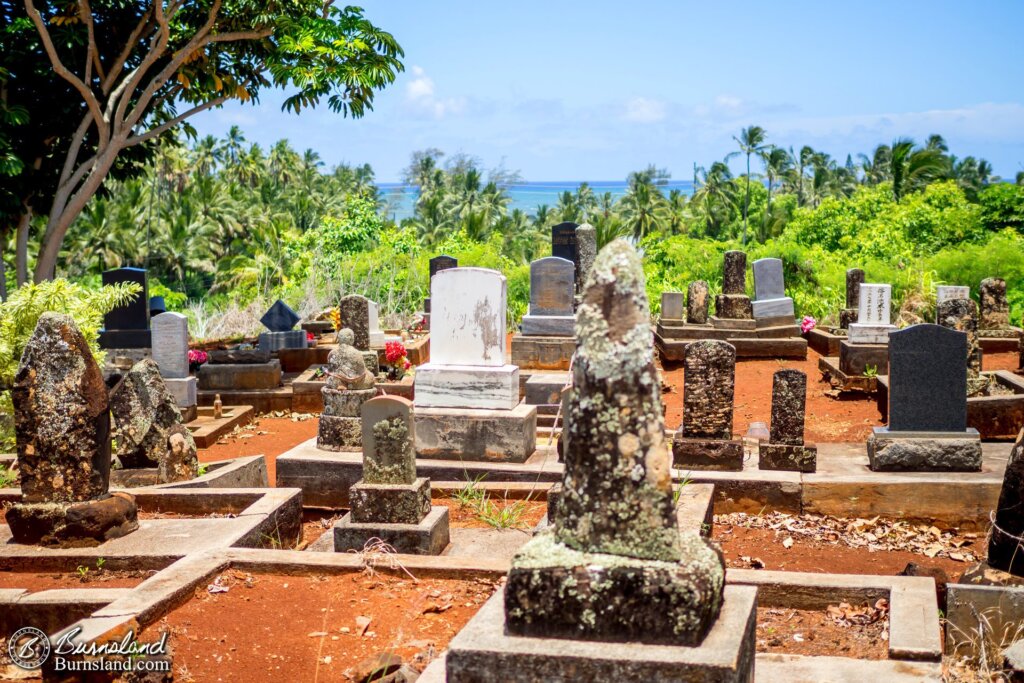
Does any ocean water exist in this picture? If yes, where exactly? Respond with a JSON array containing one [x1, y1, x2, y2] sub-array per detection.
[[378, 180, 696, 222]]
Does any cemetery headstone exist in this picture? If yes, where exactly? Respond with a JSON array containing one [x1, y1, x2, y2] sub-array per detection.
[[660, 292, 685, 321], [334, 396, 450, 554], [722, 250, 746, 294], [936, 285, 971, 305], [506, 239, 725, 643], [868, 324, 981, 471], [550, 221, 579, 269], [109, 359, 198, 482], [258, 299, 307, 351], [937, 297, 983, 379], [848, 283, 896, 344], [521, 257, 576, 336], [839, 268, 865, 329], [980, 278, 1010, 330], [151, 312, 189, 379], [260, 299, 300, 331], [339, 295, 376, 351], [100, 267, 151, 348], [318, 328, 378, 451], [575, 223, 597, 293], [687, 280, 710, 324], [759, 369, 816, 472], [751, 257, 795, 318], [988, 431, 1024, 576], [673, 340, 743, 470], [424, 255, 458, 314], [148, 296, 167, 317], [7, 314, 139, 545]]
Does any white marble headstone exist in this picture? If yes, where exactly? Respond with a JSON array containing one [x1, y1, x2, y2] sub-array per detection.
[[151, 312, 189, 378], [936, 285, 970, 305], [857, 284, 892, 325], [368, 300, 386, 348], [430, 268, 507, 367]]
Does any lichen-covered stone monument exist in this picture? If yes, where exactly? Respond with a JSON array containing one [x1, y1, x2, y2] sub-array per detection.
[[759, 369, 817, 472], [672, 340, 744, 470], [445, 240, 755, 681], [7, 313, 139, 546], [317, 328, 378, 451]]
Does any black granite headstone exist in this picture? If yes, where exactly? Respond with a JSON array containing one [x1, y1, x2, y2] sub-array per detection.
[[429, 255, 458, 280], [551, 222, 579, 271], [102, 268, 149, 330], [260, 299, 300, 332], [149, 296, 166, 317], [888, 324, 967, 432]]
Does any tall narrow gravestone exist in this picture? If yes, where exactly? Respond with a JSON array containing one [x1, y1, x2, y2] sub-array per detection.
[[7, 314, 139, 546], [339, 294, 384, 351], [445, 241, 755, 681], [550, 222, 579, 274], [751, 257, 795, 319], [936, 285, 970, 306], [333, 396, 450, 554], [714, 251, 753, 320], [672, 340, 744, 470], [980, 278, 1010, 331], [575, 223, 597, 294], [151, 312, 197, 416], [868, 324, 982, 471], [660, 292, 685, 321], [99, 267, 151, 349], [688, 280, 710, 324], [839, 268, 865, 329], [937, 297, 983, 381], [759, 369, 816, 472], [520, 257, 575, 336], [424, 254, 458, 314]]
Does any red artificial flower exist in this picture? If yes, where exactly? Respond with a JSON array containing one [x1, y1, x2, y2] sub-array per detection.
[[385, 340, 407, 364], [306, 331, 315, 341]]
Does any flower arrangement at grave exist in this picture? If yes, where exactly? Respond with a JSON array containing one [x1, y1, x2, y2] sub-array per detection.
[[329, 307, 341, 333], [187, 349, 208, 373], [383, 340, 412, 380], [801, 315, 817, 333]]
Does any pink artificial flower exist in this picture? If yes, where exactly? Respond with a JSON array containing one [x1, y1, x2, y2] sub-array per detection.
[[800, 315, 817, 334], [306, 331, 315, 342]]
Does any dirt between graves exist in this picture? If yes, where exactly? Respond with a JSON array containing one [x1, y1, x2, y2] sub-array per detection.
[[0, 569, 150, 592], [146, 571, 500, 683], [197, 415, 319, 485], [660, 348, 1020, 444]]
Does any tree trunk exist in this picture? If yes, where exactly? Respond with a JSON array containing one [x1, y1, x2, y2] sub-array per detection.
[[15, 206, 31, 286], [741, 153, 750, 245]]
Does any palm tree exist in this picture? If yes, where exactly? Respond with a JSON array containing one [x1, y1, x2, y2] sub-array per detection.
[[726, 126, 768, 244], [760, 146, 792, 241], [689, 162, 736, 239], [619, 180, 665, 241], [889, 138, 948, 202]]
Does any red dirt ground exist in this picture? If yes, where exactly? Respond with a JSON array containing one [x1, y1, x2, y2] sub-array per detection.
[[714, 523, 968, 578], [147, 571, 499, 683], [660, 348, 1019, 443], [197, 416, 319, 485], [0, 570, 150, 592]]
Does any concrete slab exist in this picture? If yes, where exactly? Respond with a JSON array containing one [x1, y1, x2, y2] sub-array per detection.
[[755, 654, 941, 682], [946, 582, 1024, 658], [186, 405, 255, 448], [445, 528, 532, 564]]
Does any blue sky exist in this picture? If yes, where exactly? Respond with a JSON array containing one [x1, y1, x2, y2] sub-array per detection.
[[193, 1, 1024, 183]]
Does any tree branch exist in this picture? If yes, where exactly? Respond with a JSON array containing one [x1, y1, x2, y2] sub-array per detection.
[[209, 27, 273, 43], [100, 5, 153, 94], [78, 0, 103, 84], [124, 96, 228, 147], [112, 0, 172, 133], [24, 0, 108, 148]]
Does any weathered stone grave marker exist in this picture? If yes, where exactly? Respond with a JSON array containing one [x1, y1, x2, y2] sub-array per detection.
[[751, 257, 795, 319], [151, 312, 197, 418], [672, 340, 743, 470], [317, 328, 378, 451], [759, 369, 816, 472]]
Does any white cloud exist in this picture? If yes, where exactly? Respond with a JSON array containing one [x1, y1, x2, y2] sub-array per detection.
[[623, 97, 667, 124], [403, 65, 466, 119]]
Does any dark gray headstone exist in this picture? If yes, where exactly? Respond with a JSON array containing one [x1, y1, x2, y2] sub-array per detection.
[[529, 257, 575, 316], [846, 269, 865, 309], [752, 258, 785, 301], [770, 369, 806, 446], [102, 268, 149, 330], [551, 222, 579, 270], [722, 251, 746, 295], [429, 255, 458, 280], [339, 295, 372, 351], [260, 299, 300, 332], [682, 340, 736, 440], [888, 324, 967, 432]]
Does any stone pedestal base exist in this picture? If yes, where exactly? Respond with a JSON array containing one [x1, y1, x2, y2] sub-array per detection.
[[672, 435, 744, 471], [758, 443, 817, 472], [198, 361, 282, 390], [333, 505, 449, 555], [317, 415, 362, 451], [524, 374, 569, 406], [258, 331, 308, 351], [446, 585, 756, 682], [208, 348, 271, 364], [867, 427, 982, 472], [350, 477, 431, 525], [839, 341, 889, 376], [520, 314, 575, 337], [413, 364, 519, 410], [7, 493, 139, 548], [163, 376, 197, 411], [848, 323, 896, 345], [510, 335, 575, 370], [414, 403, 537, 463], [751, 296, 794, 319], [322, 387, 378, 418], [714, 294, 753, 320], [100, 329, 151, 349]]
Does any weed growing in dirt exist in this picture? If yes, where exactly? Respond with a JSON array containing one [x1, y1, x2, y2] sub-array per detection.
[[354, 538, 417, 581], [476, 497, 528, 530], [0, 464, 16, 488], [453, 474, 487, 509]]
